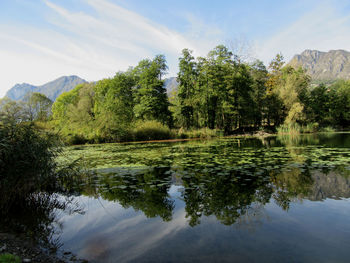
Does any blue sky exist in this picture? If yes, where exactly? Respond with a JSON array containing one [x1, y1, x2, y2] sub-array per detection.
[[1, 0, 350, 97]]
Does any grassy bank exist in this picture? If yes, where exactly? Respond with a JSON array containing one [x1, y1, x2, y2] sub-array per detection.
[[276, 123, 337, 135], [40, 120, 220, 145], [36, 119, 345, 146]]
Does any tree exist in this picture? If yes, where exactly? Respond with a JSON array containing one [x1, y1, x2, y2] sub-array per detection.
[[329, 80, 350, 127], [266, 54, 310, 126], [249, 60, 268, 127], [0, 98, 28, 123], [133, 55, 172, 126], [177, 49, 197, 129], [94, 72, 135, 140], [25, 92, 53, 121]]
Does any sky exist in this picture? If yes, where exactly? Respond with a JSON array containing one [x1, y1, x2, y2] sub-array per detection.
[[1, 0, 350, 97]]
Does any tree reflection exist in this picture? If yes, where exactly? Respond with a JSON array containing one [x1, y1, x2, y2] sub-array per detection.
[[73, 167, 175, 221], [181, 169, 272, 226], [0, 192, 84, 251], [56, 134, 350, 229], [70, 164, 333, 227]]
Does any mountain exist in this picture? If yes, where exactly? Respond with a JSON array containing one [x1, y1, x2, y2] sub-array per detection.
[[288, 49, 350, 81], [6, 75, 87, 101], [164, 77, 179, 96]]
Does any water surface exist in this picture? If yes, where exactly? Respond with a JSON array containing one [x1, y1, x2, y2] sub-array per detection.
[[55, 133, 350, 262]]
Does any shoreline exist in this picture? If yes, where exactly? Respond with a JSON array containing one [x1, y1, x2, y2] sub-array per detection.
[[68, 131, 276, 146]]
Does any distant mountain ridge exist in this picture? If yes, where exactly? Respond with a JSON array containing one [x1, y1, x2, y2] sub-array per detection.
[[288, 49, 350, 81], [164, 77, 178, 96], [6, 75, 87, 101]]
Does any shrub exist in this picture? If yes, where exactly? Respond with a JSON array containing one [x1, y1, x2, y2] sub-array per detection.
[[133, 120, 172, 141], [0, 117, 61, 212]]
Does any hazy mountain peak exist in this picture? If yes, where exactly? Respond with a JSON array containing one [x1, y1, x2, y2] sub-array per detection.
[[5, 76, 87, 101]]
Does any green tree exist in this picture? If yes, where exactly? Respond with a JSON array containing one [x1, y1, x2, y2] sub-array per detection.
[[249, 60, 268, 127], [330, 80, 350, 127], [266, 54, 310, 126], [94, 72, 135, 140], [177, 49, 197, 129], [133, 55, 172, 126], [25, 92, 53, 121], [0, 98, 27, 123]]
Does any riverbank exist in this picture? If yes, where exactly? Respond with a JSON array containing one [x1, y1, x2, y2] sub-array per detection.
[[0, 233, 87, 263]]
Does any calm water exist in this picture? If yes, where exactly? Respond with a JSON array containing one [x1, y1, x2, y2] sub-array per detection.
[[53, 133, 350, 262]]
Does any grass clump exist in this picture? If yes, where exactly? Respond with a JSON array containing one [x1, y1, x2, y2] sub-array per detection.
[[300, 123, 319, 133], [181, 128, 218, 139], [277, 123, 301, 135], [277, 122, 337, 134]]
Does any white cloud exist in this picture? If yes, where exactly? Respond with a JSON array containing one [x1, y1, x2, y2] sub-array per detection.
[[257, 2, 350, 65], [0, 0, 222, 97]]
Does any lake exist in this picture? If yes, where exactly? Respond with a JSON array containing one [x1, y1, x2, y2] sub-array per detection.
[[40, 133, 350, 262]]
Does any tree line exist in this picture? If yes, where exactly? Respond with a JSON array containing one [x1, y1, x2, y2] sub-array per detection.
[[1, 45, 349, 143]]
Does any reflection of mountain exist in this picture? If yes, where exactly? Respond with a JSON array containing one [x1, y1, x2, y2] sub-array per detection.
[[308, 171, 350, 201]]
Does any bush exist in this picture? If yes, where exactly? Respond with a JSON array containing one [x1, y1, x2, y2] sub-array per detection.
[[133, 120, 172, 141], [0, 117, 61, 212], [64, 133, 89, 145]]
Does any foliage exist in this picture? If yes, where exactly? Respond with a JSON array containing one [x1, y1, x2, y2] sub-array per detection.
[[0, 254, 21, 263], [94, 74, 134, 142], [174, 45, 257, 133], [62, 133, 350, 226], [0, 116, 62, 212], [133, 55, 172, 126], [24, 92, 53, 121], [305, 80, 350, 128], [276, 123, 301, 134], [182, 128, 218, 139], [44, 46, 350, 144], [319, 126, 336, 132], [133, 120, 172, 141], [0, 98, 28, 123]]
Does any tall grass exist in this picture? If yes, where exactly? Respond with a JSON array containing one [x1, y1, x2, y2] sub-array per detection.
[[277, 123, 302, 135], [277, 122, 333, 134], [180, 128, 218, 139], [300, 123, 319, 133]]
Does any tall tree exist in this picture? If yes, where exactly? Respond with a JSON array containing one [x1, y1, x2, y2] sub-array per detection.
[[250, 60, 268, 127], [94, 72, 135, 140], [133, 55, 172, 126], [177, 49, 197, 129]]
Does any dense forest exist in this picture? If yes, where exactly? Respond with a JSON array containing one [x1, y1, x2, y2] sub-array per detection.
[[1, 45, 350, 144]]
